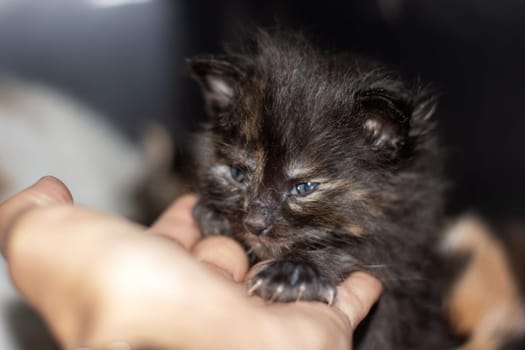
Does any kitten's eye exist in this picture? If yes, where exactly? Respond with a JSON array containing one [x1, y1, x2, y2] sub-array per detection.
[[230, 166, 245, 183], [290, 182, 319, 196]]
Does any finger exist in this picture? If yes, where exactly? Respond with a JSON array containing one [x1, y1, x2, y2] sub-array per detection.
[[148, 194, 201, 250], [0, 176, 73, 253], [335, 272, 383, 330], [191, 236, 249, 282], [5, 203, 255, 350]]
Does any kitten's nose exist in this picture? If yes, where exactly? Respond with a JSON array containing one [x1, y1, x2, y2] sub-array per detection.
[[243, 207, 272, 235]]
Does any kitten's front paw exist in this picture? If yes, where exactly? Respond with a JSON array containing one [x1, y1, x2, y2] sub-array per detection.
[[192, 201, 231, 236], [247, 260, 336, 304]]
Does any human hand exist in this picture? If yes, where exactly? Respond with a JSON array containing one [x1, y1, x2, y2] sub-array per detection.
[[0, 176, 382, 350]]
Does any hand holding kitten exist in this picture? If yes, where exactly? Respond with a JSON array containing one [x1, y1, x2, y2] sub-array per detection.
[[0, 176, 382, 350]]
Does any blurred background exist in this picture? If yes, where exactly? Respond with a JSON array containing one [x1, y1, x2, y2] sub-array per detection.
[[0, 0, 523, 348]]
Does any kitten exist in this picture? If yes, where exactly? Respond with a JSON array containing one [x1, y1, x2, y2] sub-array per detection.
[[188, 32, 458, 349]]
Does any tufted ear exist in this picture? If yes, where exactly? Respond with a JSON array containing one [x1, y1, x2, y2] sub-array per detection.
[[356, 88, 417, 158], [187, 55, 251, 116]]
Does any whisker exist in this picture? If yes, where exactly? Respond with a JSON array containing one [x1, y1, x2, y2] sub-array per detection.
[[362, 264, 389, 269]]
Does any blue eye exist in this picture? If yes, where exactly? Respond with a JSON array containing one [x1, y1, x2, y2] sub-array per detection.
[[290, 182, 318, 196], [230, 166, 245, 183]]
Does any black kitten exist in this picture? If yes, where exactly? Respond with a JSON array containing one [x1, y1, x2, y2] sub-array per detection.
[[188, 32, 458, 349]]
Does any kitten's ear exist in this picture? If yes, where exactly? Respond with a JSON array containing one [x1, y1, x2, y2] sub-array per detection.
[[356, 88, 415, 157], [187, 55, 250, 115]]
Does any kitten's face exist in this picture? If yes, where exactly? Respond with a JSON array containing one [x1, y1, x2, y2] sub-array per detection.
[[189, 39, 434, 259], [200, 106, 367, 259]]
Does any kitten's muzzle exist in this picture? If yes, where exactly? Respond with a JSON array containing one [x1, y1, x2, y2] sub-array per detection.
[[243, 205, 273, 236]]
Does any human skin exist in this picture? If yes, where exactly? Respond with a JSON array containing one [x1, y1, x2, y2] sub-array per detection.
[[0, 176, 382, 350]]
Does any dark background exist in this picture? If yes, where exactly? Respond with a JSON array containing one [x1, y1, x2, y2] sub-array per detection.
[[1, 0, 524, 220]]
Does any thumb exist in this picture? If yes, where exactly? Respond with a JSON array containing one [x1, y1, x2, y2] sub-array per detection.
[[334, 272, 383, 330], [0, 176, 73, 253]]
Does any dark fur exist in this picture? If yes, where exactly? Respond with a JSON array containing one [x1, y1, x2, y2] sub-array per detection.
[[188, 32, 458, 349]]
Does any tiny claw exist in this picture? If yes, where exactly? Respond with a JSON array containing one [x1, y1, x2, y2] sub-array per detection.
[[296, 284, 306, 302], [248, 279, 263, 296], [325, 288, 336, 306], [269, 285, 284, 303]]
